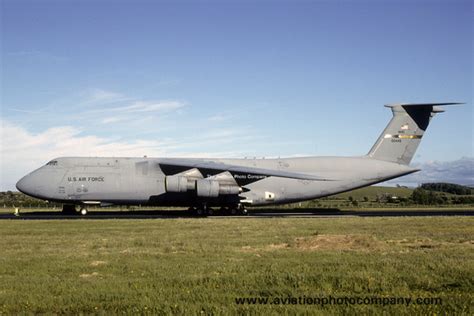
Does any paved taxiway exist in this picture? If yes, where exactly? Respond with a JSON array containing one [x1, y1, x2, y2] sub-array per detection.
[[0, 209, 472, 220]]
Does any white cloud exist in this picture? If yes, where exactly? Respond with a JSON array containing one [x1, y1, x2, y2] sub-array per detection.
[[208, 114, 229, 122], [7, 89, 189, 131], [0, 119, 239, 190], [92, 100, 186, 114], [0, 119, 164, 190], [85, 89, 125, 103], [386, 157, 474, 186], [7, 108, 48, 114], [101, 116, 125, 124]]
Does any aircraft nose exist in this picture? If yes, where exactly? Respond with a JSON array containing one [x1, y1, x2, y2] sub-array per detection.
[[16, 168, 60, 200], [16, 175, 34, 195]]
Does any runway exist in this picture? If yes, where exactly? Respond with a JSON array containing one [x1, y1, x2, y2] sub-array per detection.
[[0, 208, 473, 220]]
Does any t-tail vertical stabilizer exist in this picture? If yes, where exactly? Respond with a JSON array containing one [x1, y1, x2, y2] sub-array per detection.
[[367, 103, 462, 165]]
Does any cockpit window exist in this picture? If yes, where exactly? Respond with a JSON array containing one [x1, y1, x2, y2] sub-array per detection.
[[46, 160, 58, 166]]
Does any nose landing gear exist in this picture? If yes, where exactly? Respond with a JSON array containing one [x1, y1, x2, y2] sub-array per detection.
[[79, 207, 88, 216], [61, 204, 88, 215]]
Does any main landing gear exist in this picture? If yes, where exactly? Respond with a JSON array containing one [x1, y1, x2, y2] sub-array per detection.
[[61, 204, 88, 216], [189, 204, 249, 216]]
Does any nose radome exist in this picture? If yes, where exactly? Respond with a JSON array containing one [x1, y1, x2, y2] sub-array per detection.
[[16, 168, 60, 200], [16, 175, 33, 195]]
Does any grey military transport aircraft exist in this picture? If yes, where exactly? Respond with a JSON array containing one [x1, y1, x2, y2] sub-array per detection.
[[16, 103, 460, 216]]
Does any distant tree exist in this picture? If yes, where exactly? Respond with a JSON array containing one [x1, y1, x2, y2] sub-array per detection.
[[421, 183, 472, 195], [452, 196, 474, 204], [0, 191, 59, 208], [411, 188, 429, 205], [411, 187, 447, 205]]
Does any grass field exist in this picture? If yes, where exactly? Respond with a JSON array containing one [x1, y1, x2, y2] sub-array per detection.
[[333, 186, 414, 199], [0, 217, 473, 314]]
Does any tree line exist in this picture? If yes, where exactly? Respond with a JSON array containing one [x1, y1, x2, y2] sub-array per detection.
[[421, 182, 473, 195]]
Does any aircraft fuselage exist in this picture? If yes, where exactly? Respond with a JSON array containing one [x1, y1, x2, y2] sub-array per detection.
[[16, 156, 416, 207]]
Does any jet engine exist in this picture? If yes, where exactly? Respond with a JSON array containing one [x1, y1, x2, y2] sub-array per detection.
[[164, 170, 241, 197], [196, 179, 220, 197], [165, 175, 188, 193], [195, 179, 242, 197]]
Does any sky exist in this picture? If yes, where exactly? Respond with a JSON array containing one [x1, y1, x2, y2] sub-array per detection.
[[1, 0, 473, 190]]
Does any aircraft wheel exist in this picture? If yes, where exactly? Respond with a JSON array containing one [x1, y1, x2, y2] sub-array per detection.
[[207, 208, 214, 216], [80, 207, 88, 216], [240, 208, 249, 216], [230, 208, 238, 216], [219, 207, 230, 216], [195, 208, 205, 217]]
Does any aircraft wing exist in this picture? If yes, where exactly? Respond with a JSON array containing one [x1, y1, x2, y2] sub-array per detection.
[[158, 158, 333, 184]]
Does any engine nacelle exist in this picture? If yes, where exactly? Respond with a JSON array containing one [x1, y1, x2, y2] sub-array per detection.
[[165, 176, 188, 193], [196, 179, 220, 197], [218, 185, 241, 195], [166, 175, 241, 197]]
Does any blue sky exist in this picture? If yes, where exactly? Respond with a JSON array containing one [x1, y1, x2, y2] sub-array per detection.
[[1, 0, 472, 190]]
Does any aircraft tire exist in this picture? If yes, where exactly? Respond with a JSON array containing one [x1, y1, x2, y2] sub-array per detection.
[[80, 207, 88, 216], [219, 207, 228, 216], [240, 208, 249, 216], [195, 208, 205, 217]]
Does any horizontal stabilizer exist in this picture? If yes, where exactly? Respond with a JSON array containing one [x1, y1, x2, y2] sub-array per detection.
[[384, 102, 464, 107], [384, 102, 464, 114]]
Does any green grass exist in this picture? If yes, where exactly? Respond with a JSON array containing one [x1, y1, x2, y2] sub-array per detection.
[[333, 186, 414, 200], [0, 217, 473, 314]]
